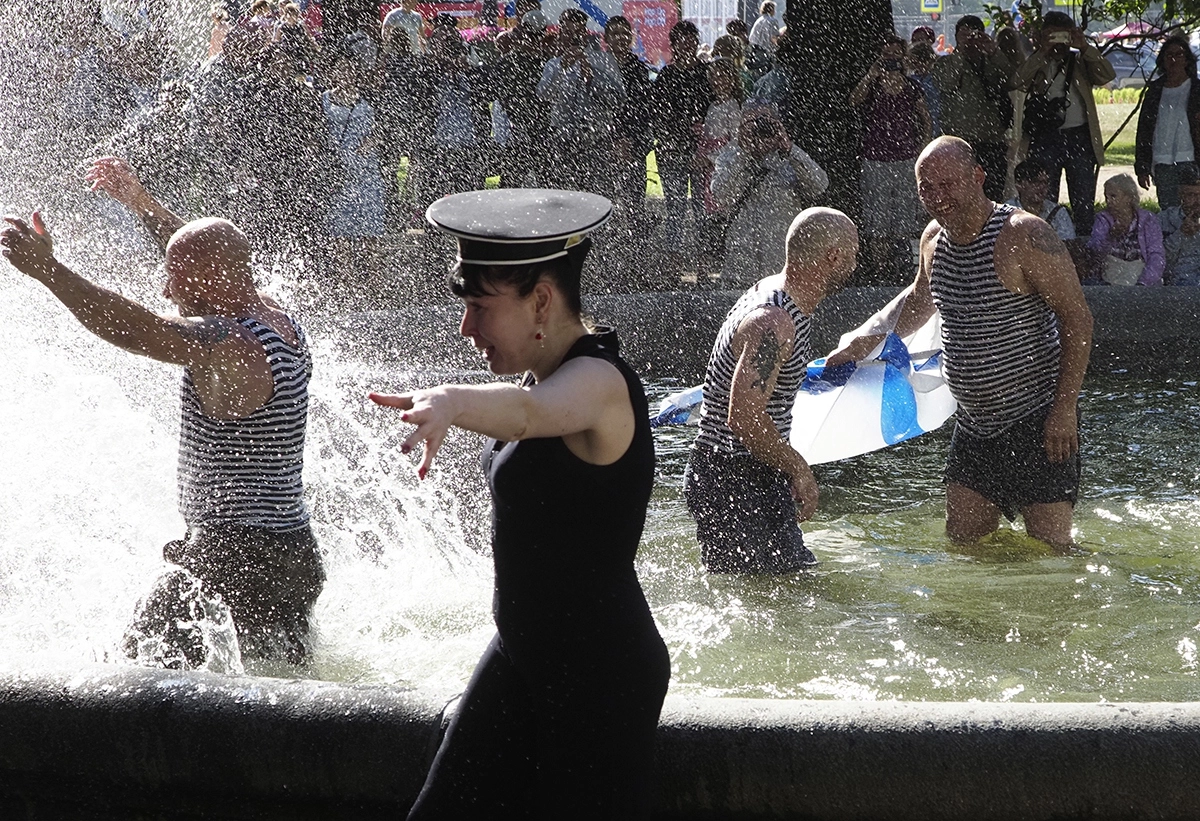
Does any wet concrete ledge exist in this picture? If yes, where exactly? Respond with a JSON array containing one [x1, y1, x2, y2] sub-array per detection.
[[344, 286, 1200, 384], [3, 665, 1199, 820]]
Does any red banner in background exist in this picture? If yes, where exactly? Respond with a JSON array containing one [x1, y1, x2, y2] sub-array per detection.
[[622, 0, 678, 68]]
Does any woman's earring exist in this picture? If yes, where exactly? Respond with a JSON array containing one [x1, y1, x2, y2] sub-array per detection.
[[535, 327, 545, 347]]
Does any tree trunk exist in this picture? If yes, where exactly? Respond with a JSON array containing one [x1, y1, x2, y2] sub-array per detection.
[[781, 0, 894, 221]]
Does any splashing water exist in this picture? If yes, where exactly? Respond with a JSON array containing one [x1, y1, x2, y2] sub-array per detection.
[[2, 2, 1200, 702]]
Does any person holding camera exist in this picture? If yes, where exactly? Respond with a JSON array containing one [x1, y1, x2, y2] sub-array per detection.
[[709, 102, 828, 287], [850, 34, 932, 283], [932, 15, 1017, 201], [1013, 11, 1114, 238]]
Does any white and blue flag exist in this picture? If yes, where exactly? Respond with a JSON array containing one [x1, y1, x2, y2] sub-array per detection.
[[650, 287, 958, 465]]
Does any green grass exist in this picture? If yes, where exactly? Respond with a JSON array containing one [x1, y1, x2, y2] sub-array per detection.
[[1094, 87, 1145, 106], [1096, 101, 1138, 166], [424, 154, 665, 197]]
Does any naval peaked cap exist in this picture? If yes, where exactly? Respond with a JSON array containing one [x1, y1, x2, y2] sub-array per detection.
[[426, 189, 612, 266]]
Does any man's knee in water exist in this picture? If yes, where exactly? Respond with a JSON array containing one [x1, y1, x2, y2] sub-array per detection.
[[1021, 501, 1076, 548], [122, 566, 239, 671], [945, 483, 1002, 543]]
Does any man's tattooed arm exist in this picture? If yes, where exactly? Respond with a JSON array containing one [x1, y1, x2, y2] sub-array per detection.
[[139, 206, 185, 253], [750, 331, 782, 393], [174, 318, 235, 349]]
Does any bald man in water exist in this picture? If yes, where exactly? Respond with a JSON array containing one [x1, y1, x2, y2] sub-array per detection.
[[1, 160, 323, 668], [685, 207, 859, 574], [831, 136, 1093, 549]]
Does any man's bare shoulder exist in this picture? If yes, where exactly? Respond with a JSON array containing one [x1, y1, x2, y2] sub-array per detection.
[[734, 303, 793, 342], [1001, 209, 1069, 256], [174, 315, 247, 347], [917, 219, 943, 270], [172, 316, 276, 376], [919, 218, 943, 246]]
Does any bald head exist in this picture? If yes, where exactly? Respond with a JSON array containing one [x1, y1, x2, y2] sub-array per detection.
[[164, 218, 256, 313], [916, 136, 980, 179], [167, 218, 253, 281], [782, 208, 859, 298], [785, 207, 858, 267], [914, 136, 990, 229]]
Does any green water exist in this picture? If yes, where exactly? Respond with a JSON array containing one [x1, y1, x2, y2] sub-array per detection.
[[639, 376, 1200, 702]]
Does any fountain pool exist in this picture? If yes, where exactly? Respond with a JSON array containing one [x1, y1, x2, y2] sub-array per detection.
[[1, 266, 1197, 705]]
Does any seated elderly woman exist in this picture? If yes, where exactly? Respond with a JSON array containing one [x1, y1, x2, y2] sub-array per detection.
[[1086, 173, 1166, 286]]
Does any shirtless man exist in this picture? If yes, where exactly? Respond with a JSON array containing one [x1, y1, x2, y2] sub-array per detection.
[[685, 208, 859, 573], [1, 158, 323, 667], [831, 136, 1093, 548]]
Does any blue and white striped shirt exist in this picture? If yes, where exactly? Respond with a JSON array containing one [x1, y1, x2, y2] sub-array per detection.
[[177, 317, 311, 531], [929, 204, 1061, 438]]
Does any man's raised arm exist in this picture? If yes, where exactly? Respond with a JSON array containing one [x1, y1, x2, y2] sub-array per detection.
[[826, 221, 941, 366], [1, 213, 246, 369], [86, 156, 185, 252]]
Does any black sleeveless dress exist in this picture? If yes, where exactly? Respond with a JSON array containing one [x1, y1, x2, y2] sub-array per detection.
[[407, 330, 670, 821]]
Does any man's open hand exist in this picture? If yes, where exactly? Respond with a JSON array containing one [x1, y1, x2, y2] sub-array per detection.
[[1, 211, 56, 282], [85, 156, 151, 210]]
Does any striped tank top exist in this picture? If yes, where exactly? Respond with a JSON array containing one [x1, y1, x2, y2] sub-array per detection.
[[929, 203, 1060, 438], [178, 317, 311, 531], [694, 283, 811, 454]]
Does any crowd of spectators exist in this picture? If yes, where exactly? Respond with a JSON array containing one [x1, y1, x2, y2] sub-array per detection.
[[43, 0, 827, 289], [46, 0, 1200, 289], [852, 12, 1200, 287]]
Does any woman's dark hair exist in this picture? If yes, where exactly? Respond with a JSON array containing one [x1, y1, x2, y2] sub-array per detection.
[[955, 15, 984, 34], [726, 19, 749, 39], [604, 15, 630, 34], [560, 8, 588, 26], [1155, 34, 1198, 80], [1013, 158, 1049, 182], [449, 245, 588, 317]]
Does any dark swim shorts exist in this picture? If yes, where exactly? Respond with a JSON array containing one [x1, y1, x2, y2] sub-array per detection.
[[124, 523, 325, 667], [944, 406, 1081, 521], [684, 445, 818, 574]]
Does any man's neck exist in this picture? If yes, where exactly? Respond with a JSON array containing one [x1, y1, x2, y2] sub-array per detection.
[[782, 268, 827, 317], [940, 198, 995, 245], [196, 290, 264, 320]]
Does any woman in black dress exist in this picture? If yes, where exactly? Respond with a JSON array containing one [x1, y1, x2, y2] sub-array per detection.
[[371, 189, 670, 820]]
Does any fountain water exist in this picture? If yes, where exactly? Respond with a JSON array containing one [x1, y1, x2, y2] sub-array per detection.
[[2, 4, 1200, 818]]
